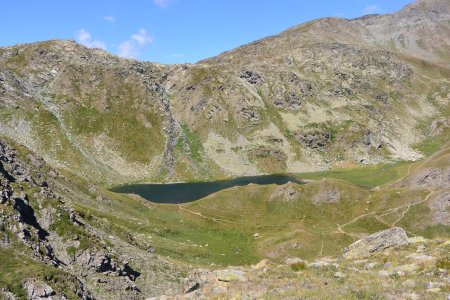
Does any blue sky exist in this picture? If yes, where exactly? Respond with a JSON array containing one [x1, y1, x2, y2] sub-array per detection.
[[2, 0, 413, 64]]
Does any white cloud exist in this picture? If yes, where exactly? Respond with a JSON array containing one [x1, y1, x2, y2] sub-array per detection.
[[131, 29, 153, 45], [154, 0, 168, 8], [118, 28, 153, 59], [76, 29, 107, 50], [364, 4, 381, 14], [104, 16, 116, 23]]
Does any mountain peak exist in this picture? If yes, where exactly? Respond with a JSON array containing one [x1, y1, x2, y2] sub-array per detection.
[[1, 1, 449, 299]]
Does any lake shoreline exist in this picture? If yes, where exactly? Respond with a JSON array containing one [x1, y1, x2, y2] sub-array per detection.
[[112, 174, 307, 204]]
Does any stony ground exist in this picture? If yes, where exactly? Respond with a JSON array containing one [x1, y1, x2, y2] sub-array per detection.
[[170, 228, 450, 299], [0, 0, 449, 183], [0, 137, 449, 299], [0, 139, 185, 299], [0, 0, 449, 299]]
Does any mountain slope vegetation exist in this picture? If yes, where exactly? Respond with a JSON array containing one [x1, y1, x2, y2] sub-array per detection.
[[0, 0, 449, 299], [0, 0, 449, 183]]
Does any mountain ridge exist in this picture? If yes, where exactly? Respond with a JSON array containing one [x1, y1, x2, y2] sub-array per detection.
[[0, 0, 449, 298], [0, 0, 449, 185]]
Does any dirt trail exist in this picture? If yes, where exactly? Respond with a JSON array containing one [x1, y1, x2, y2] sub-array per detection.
[[385, 141, 450, 189], [336, 190, 435, 237], [316, 233, 325, 258], [136, 218, 151, 234], [386, 163, 414, 188], [178, 205, 232, 224]]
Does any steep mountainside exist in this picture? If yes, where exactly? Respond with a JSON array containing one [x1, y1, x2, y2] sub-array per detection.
[[0, 138, 186, 299], [1, 0, 450, 298], [1, 139, 449, 299], [0, 0, 449, 183]]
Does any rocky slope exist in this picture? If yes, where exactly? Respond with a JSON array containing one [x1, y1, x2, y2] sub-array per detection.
[[0, 0, 449, 183], [0, 139, 184, 299], [0, 0, 450, 299], [1, 136, 448, 299], [171, 228, 450, 299]]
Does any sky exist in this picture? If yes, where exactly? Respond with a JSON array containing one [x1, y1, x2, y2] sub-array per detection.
[[2, 0, 413, 64]]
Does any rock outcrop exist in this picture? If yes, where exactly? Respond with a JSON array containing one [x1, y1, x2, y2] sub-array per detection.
[[343, 227, 409, 259], [23, 280, 55, 299], [172, 233, 449, 299], [1, 0, 449, 181], [0, 0, 449, 299], [401, 167, 450, 189], [428, 191, 450, 225], [0, 139, 179, 299], [270, 182, 298, 202], [75, 249, 140, 281]]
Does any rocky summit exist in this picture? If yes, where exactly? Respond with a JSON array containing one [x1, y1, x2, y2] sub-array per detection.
[[0, 0, 449, 183], [0, 0, 449, 299]]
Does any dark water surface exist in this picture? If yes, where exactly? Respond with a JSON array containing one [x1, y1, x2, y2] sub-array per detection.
[[112, 174, 305, 204]]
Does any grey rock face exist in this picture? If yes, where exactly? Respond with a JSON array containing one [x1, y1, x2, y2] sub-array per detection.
[[249, 146, 287, 162], [0, 290, 16, 300], [0, 140, 150, 298], [0, 179, 13, 204], [182, 269, 215, 294], [75, 250, 140, 281], [403, 167, 450, 189], [1, 0, 448, 180], [294, 131, 332, 151], [428, 192, 450, 226], [23, 280, 55, 299], [343, 227, 409, 259], [408, 168, 442, 188], [270, 183, 298, 202], [312, 186, 341, 204], [239, 70, 263, 85]]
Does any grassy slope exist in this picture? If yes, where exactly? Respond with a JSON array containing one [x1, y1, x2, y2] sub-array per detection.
[[175, 239, 450, 299], [0, 129, 448, 300], [0, 246, 83, 300], [62, 137, 449, 267], [298, 161, 412, 188], [3, 132, 449, 271], [68, 175, 444, 267]]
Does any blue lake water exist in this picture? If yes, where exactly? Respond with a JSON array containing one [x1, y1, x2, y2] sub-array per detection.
[[112, 174, 305, 204]]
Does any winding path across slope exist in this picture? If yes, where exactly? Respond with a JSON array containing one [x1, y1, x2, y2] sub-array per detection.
[[336, 189, 436, 238]]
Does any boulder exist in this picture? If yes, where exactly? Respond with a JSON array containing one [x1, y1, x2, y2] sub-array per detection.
[[285, 257, 306, 265], [270, 183, 298, 202], [343, 227, 409, 259], [406, 253, 435, 262], [239, 70, 263, 85], [213, 268, 247, 282], [364, 262, 379, 270], [181, 269, 215, 294], [428, 192, 450, 226], [23, 280, 55, 299], [378, 270, 392, 277], [333, 272, 346, 279], [181, 267, 247, 295], [392, 263, 419, 274], [75, 250, 140, 281], [308, 259, 339, 269], [252, 259, 272, 270]]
